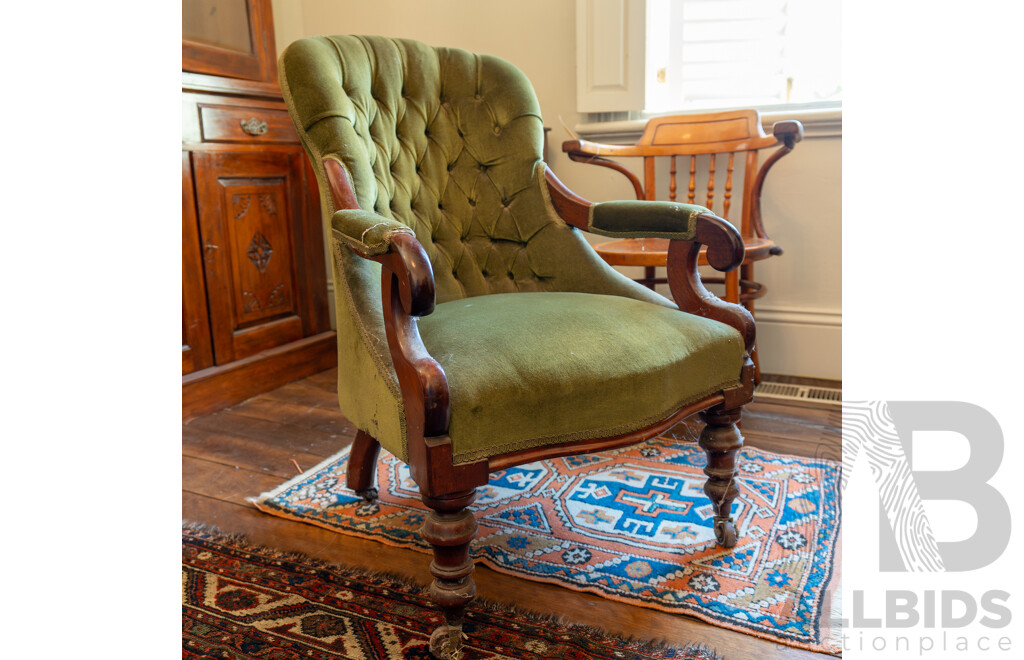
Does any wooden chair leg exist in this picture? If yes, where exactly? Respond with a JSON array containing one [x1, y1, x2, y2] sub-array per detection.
[[346, 430, 381, 501], [724, 269, 741, 304], [643, 266, 657, 290], [699, 405, 744, 547], [421, 489, 478, 660]]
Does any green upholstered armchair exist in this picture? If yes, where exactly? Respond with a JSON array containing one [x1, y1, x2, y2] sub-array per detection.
[[279, 36, 756, 660]]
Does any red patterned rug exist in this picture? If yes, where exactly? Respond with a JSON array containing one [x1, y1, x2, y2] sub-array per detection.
[[183, 526, 724, 659], [252, 435, 841, 654]]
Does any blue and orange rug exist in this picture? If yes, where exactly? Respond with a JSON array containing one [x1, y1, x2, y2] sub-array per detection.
[[252, 438, 841, 653]]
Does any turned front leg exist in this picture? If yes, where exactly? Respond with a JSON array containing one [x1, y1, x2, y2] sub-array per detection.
[[420, 489, 478, 660], [699, 405, 744, 547], [346, 430, 382, 501]]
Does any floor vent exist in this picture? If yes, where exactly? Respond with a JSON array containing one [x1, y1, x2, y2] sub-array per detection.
[[755, 381, 843, 405]]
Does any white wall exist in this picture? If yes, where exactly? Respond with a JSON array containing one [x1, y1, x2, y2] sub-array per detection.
[[269, 0, 842, 381]]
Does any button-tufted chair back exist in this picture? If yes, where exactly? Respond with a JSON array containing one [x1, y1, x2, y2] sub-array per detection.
[[283, 35, 579, 303], [279, 36, 666, 461]]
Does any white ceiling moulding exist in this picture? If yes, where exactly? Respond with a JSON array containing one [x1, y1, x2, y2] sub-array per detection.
[[574, 106, 843, 143]]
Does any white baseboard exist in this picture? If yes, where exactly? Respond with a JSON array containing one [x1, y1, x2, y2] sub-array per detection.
[[755, 306, 841, 380]]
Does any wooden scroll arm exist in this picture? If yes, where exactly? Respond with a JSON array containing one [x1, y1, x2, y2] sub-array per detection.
[[667, 215, 756, 355], [323, 157, 451, 442], [544, 166, 592, 230], [373, 234, 451, 441], [563, 140, 645, 200], [750, 120, 804, 243], [545, 166, 755, 355]]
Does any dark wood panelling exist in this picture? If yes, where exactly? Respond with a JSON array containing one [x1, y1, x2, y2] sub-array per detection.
[[182, 151, 214, 374], [182, 0, 277, 83], [182, 4, 335, 417], [183, 331, 337, 421]]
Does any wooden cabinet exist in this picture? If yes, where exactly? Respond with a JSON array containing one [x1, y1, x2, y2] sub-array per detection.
[[183, 0, 277, 83], [182, 0, 335, 419]]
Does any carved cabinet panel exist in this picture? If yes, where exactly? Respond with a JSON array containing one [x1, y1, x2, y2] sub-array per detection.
[[192, 150, 311, 364]]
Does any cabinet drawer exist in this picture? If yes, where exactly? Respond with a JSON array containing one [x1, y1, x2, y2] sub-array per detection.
[[199, 104, 298, 143]]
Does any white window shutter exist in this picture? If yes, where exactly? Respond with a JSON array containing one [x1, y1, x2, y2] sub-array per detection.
[[576, 0, 646, 113]]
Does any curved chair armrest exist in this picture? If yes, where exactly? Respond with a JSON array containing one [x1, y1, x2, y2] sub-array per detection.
[[322, 156, 449, 442], [772, 119, 804, 148], [331, 209, 435, 318], [545, 167, 702, 237], [545, 167, 753, 352], [667, 214, 755, 354], [332, 208, 415, 257], [562, 138, 644, 158], [750, 119, 804, 240], [562, 139, 645, 200], [589, 200, 707, 241], [377, 233, 451, 440]]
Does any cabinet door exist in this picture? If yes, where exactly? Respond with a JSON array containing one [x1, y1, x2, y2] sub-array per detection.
[[193, 149, 311, 365], [182, 0, 277, 83], [182, 152, 214, 374]]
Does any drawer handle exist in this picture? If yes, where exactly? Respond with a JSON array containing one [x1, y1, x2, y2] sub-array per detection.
[[240, 117, 269, 136]]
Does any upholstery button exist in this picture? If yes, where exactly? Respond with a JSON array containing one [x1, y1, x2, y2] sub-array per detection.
[[475, 93, 482, 101], [507, 272, 514, 280], [468, 199, 476, 207], [493, 125, 502, 135]]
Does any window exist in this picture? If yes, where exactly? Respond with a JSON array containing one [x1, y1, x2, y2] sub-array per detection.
[[576, 0, 842, 114], [646, 0, 841, 112]]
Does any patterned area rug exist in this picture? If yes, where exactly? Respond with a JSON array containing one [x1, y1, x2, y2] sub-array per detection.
[[252, 438, 842, 654], [183, 526, 724, 659]]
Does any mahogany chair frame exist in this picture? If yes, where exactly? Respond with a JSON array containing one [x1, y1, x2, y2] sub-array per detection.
[[322, 157, 755, 659], [563, 110, 802, 380]]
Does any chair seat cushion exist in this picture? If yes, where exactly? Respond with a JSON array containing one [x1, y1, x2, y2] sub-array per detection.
[[418, 292, 745, 463]]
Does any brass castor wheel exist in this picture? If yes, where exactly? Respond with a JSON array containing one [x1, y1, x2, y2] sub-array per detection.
[[429, 625, 465, 660], [714, 518, 737, 548], [355, 488, 378, 502]]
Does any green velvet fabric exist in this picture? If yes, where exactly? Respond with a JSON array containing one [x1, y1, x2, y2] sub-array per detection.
[[589, 200, 707, 240], [419, 292, 743, 463], [278, 36, 745, 463], [332, 209, 414, 256]]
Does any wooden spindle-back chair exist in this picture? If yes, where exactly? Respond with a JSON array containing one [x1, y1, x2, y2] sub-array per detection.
[[563, 110, 802, 379]]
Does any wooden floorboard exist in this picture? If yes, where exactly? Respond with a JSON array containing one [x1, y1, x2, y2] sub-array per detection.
[[182, 367, 838, 659]]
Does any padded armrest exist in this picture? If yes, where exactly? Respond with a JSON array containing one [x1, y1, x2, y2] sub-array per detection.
[[331, 209, 415, 257], [588, 200, 706, 241]]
